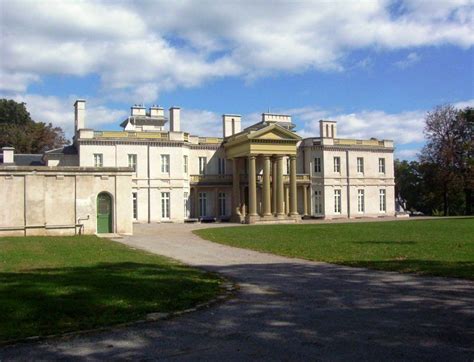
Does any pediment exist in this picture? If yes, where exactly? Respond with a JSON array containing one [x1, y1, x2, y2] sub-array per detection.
[[247, 124, 301, 141]]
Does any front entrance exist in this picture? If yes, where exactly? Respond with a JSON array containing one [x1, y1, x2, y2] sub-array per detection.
[[97, 192, 112, 233]]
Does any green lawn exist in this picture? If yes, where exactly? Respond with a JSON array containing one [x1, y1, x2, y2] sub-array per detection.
[[195, 218, 474, 280], [0, 235, 222, 342]]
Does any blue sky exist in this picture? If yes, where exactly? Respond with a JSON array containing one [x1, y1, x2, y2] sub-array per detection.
[[1, 0, 473, 160]]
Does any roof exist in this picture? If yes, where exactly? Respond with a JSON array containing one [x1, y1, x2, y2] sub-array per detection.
[[120, 115, 167, 128], [13, 154, 45, 166], [44, 145, 77, 155]]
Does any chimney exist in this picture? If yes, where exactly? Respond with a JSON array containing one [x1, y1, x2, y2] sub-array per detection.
[[169, 107, 181, 132], [131, 104, 146, 116], [319, 120, 337, 138], [222, 114, 241, 138], [74, 99, 86, 132], [2, 147, 14, 164], [149, 105, 164, 117]]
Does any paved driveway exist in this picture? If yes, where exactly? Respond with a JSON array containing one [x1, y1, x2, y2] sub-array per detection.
[[1, 222, 473, 361]]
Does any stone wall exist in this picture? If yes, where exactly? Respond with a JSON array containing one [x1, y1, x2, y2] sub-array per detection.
[[0, 166, 133, 236]]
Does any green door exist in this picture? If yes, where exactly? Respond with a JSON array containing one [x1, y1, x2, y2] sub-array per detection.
[[97, 193, 112, 233]]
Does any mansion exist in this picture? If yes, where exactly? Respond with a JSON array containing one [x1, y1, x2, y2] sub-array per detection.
[[0, 100, 395, 235]]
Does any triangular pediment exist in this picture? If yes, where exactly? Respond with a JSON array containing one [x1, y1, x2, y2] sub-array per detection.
[[247, 124, 301, 141]]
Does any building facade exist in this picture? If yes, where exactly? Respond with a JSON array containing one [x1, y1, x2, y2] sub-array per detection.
[[43, 100, 395, 226]]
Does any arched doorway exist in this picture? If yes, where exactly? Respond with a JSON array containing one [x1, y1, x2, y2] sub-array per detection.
[[97, 192, 112, 233]]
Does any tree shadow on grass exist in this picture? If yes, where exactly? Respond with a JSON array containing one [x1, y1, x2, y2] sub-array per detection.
[[353, 240, 418, 245], [0, 262, 221, 342]]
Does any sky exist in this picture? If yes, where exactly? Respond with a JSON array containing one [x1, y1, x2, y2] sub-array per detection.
[[1, 0, 473, 160]]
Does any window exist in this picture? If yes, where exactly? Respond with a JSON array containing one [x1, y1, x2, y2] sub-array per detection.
[[314, 190, 322, 214], [357, 189, 365, 213], [183, 156, 188, 174], [334, 189, 341, 213], [132, 192, 138, 220], [379, 158, 386, 174], [199, 157, 207, 175], [314, 157, 321, 173], [218, 192, 226, 216], [379, 189, 386, 212], [357, 157, 364, 174], [161, 155, 170, 173], [333, 157, 341, 173], [218, 158, 226, 175], [199, 192, 207, 217], [183, 192, 189, 218], [161, 192, 170, 219], [94, 153, 103, 168], [128, 154, 137, 172]]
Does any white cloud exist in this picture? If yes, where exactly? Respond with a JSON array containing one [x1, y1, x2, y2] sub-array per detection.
[[395, 148, 420, 160], [454, 99, 474, 109], [394, 52, 421, 68], [1, 0, 472, 97]]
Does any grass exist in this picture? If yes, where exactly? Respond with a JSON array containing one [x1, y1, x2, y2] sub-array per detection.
[[195, 218, 474, 280], [0, 235, 222, 342]]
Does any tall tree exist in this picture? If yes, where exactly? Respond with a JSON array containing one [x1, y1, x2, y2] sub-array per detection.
[[0, 99, 69, 153], [458, 107, 474, 214], [420, 105, 472, 215]]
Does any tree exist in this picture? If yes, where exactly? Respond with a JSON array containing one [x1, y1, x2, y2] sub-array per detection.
[[458, 107, 474, 214], [419, 104, 472, 215], [0, 99, 69, 153]]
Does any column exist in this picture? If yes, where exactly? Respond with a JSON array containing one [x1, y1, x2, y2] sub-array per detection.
[[214, 188, 219, 218], [303, 185, 308, 216], [262, 155, 272, 216], [276, 156, 285, 216], [285, 186, 289, 215], [289, 155, 298, 216], [194, 187, 199, 218], [272, 158, 277, 214], [232, 158, 241, 218], [248, 155, 257, 216]]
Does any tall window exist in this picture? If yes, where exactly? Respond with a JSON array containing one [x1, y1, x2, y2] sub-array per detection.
[[183, 192, 189, 218], [334, 189, 341, 213], [161, 192, 170, 219], [379, 189, 386, 212], [199, 192, 207, 217], [218, 192, 226, 216], [357, 157, 364, 174], [379, 158, 386, 174], [128, 154, 137, 172], [218, 158, 226, 175], [333, 157, 341, 173], [357, 189, 365, 213], [132, 192, 138, 220], [314, 190, 322, 214], [161, 155, 170, 173], [314, 157, 321, 173], [199, 157, 207, 175], [183, 155, 188, 174], [94, 153, 103, 168]]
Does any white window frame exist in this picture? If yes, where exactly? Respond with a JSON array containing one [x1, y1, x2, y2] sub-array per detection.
[[357, 189, 365, 213], [218, 192, 226, 216], [333, 157, 341, 173], [183, 155, 188, 174], [379, 189, 386, 212], [314, 190, 322, 214], [218, 158, 226, 175], [132, 192, 138, 220], [161, 192, 170, 219], [128, 154, 137, 172], [199, 157, 207, 175], [94, 153, 103, 168], [183, 191, 189, 218], [314, 157, 321, 173], [161, 155, 170, 174], [379, 158, 386, 174], [334, 189, 341, 214], [357, 157, 364, 174], [199, 192, 207, 217]]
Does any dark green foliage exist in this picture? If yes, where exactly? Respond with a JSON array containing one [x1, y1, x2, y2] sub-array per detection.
[[196, 218, 474, 280], [0, 99, 69, 153], [0, 236, 221, 341]]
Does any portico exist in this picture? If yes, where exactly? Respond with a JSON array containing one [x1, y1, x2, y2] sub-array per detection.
[[225, 123, 307, 224]]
